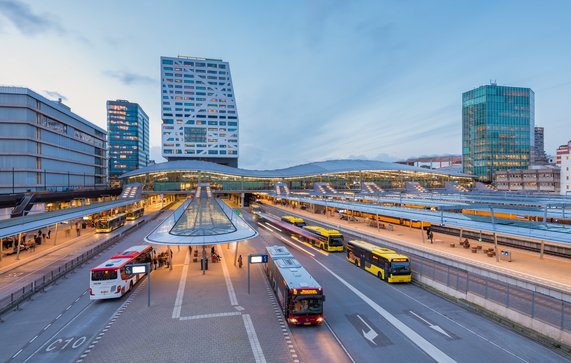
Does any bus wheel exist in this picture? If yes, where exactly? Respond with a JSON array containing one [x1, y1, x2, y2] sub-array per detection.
[[377, 272, 382, 280], [129, 281, 134, 291], [354, 260, 359, 267]]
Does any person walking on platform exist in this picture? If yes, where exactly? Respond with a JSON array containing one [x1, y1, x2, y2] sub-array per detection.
[[238, 255, 243, 268], [47, 229, 51, 239], [429, 231, 434, 244]]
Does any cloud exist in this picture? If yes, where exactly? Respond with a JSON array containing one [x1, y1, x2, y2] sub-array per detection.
[[0, 0, 64, 36], [42, 90, 67, 101], [104, 70, 157, 86]]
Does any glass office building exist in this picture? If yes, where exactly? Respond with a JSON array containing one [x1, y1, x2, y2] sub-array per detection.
[[160, 56, 239, 167], [462, 84, 534, 182], [107, 100, 149, 180]]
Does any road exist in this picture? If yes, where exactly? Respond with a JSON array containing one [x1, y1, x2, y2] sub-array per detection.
[[252, 207, 567, 363], [0, 208, 173, 363], [0, 201, 567, 363]]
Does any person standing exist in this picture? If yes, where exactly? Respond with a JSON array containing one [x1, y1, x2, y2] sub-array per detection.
[[238, 255, 243, 268], [47, 229, 51, 239], [76, 222, 81, 237]]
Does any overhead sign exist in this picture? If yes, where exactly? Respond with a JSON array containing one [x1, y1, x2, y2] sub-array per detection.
[[125, 263, 149, 274], [249, 254, 268, 264]]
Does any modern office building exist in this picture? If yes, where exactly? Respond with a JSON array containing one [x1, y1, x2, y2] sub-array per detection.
[[0, 87, 107, 194], [533, 126, 548, 165], [462, 83, 534, 182], [160, 55, 239, 167], [556, 140, 571, 166], [107, 100, 149, 180]]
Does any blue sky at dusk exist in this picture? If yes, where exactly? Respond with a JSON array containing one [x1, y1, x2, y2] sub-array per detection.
[[0, 0, 570, 169]]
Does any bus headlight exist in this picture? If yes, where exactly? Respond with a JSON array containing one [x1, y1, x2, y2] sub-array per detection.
[[316, 317, 323, 323], [289, 318, 298, 324]]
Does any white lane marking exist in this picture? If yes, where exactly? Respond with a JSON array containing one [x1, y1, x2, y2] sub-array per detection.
[[277, 236, 315, 257], [55, 314, 62, 320], [391, 286, 529, 362], [313, 259, 456, 363], [172, 249, 190, 319], [324, 320, 356, 363], [220, 249, 238, 306], [258, 223, 276, 233], [23, 301, 94, 363], [180, 311, 242, 320], [65, 305, 72, 311], [29, 336, 38, 343], [263, 222, 282, 232], [290, 236, 329, 256], [242, 314, 267, 363], [409, 311, 451, 338], [12, 349, 23, 358], [43, 323, 52, 330]]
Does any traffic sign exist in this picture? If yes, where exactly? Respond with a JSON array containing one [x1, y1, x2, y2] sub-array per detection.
[[125, 263, 149, 275], [249, 254, 268, 264]]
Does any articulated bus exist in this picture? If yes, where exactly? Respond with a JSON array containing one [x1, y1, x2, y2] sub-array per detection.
[[257, 212, 344, 252], [266, 245, 325, 326], [126, 207, 144, 221], [90, 245, 153, 300], [302, 226, 344, 252], [346, 240, 411, 283], [95, 214, 127, 233], [281, 215, 306, 227]]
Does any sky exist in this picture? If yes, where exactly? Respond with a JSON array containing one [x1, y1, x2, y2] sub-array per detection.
[[0, 0, 570, 170]]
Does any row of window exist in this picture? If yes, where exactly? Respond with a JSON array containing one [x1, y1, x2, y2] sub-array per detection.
[[161, 59, 227, 69]]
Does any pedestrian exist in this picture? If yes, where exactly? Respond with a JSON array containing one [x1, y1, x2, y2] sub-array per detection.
[[238, 254, 243, 268], [35, 234, 41, 246], [47, 229, 51, 239], [76, 222, 81, 236], [429, 231, 434, 244], [153, 255, 158, 270], [211, 246, 215, 255], [42, 232, 46, 243], [426, 226, 431, 239]]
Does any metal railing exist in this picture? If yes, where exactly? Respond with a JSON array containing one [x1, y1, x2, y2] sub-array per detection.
[[412, 255, 571, 333], [0, 220, 146, 320]]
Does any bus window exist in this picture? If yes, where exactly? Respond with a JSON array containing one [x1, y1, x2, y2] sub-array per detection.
[[292, 298, 323, 315], [91, 270, 118, 281]]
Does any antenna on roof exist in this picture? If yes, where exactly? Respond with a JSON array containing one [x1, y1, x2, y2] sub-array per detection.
[[490, 79, 497, 86]]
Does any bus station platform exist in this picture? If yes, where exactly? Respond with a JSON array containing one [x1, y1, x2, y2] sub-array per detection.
[[264, 203, 571, 293], [80, 241, 309, 363]]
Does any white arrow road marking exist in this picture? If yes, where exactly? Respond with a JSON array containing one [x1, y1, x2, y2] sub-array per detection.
[[410, 311, 452, 338], [313, 259, 456, 363], [356, 314, 378, 345]]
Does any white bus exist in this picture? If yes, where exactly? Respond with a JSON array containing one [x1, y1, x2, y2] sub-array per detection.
[[89, 245, 153, 300]]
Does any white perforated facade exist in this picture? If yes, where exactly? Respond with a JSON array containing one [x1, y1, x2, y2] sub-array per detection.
[[160, 56, 239, 167]]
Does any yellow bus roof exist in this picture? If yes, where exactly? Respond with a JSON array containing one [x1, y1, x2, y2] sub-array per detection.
[[304, 225, 342, 236], [282, 215, 305, 223], [348, 240, 397, 255]]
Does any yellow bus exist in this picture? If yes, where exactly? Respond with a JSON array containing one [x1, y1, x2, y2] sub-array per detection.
[[346, 240, 411, 283], [302, 226, 344, 252], [280, 215, 306, 227], [96, 214, 127, 233], [126, 207, 144, 221]]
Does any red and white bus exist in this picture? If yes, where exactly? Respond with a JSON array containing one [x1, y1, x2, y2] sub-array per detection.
[[266, 245, 325, 326], [89, 245, 153, 300]]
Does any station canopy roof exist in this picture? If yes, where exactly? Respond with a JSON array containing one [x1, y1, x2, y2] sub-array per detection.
[[145, 197, 258, 245], [120, 159, 475, 179], [0, 198, 143, 239]]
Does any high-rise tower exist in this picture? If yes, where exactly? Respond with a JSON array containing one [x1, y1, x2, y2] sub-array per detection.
[[462, 83, 534, 182], [107, 100, 149, 180], [160, 56, 239, 167]]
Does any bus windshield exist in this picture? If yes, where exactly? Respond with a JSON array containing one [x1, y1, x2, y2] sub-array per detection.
[[292, 297, 323, 315], [329, 236, 344, 246], [391, 261, 410, 275], [294, 221, 306, 227], [91, 270, 118, 281]]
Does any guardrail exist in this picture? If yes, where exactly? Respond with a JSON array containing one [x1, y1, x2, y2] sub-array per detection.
[[0, 216, 153, 320]]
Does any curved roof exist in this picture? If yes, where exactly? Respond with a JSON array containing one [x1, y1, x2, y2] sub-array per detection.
[[120, 159, 474, 179]]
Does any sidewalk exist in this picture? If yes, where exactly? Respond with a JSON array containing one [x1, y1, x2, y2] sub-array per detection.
[[0, 201, 164, 275], [83, 240, 299, 363], [265, 203, 571, 292]]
